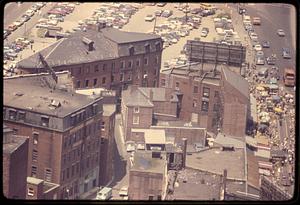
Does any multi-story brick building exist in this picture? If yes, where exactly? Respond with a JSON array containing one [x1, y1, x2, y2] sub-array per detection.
[[3, 125, 29, 199], [159, 63, 250, 138], [17, 24, 163, 97], [121, 85, 179, 141], [3, 72, 103, 199], [76, 88, 116, 186]]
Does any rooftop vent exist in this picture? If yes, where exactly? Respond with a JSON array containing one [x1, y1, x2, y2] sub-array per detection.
[[15, 92, 24, 96], [50, 100, 61, 108], [82, 37, 94, 51]]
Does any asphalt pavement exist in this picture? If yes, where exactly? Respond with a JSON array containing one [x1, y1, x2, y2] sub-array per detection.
[[4, 2, 33, 27]]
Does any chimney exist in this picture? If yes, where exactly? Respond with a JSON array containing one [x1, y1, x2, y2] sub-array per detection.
[[182, 138, 187, 168], [97, 21, 106, 32], [149, 89, 153, 102]]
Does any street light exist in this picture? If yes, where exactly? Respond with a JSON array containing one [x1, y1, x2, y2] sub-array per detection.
[[66, 188, 70, 200]]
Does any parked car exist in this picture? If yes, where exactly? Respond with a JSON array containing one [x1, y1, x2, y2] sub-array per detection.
[[256, 56, 265, 65], [282, 48, 291, 59], [201, 29, 208, 37], [262, 41, 270, 48], [26, 9, 35, 17], [266, 55, 276, 65], [254, 44, 262, 51], [277, 29, 285, 37], [161, 10, 173, 18]]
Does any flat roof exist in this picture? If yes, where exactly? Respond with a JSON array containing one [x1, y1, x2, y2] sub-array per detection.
[[246, 151, 260, 189], [214, 133, 246, 149], [27, 177, 44, 185], [4, 73, 100, 117], [75, 88, 106, 96], [103, 104, 116, 116], [172, 168, 222, 200], [186, 148, 245, 180], [131, 151, 166, 174], [3, 135, 28, 154]]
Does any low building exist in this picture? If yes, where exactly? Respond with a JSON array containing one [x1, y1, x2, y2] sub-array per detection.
[[26, 177, 60, 200], [3, 125, 29, 199], [4, 71, 103, 199], [121, 85, 179, 141], [128, 151, 168, 200], [160, 63, 250, 138]]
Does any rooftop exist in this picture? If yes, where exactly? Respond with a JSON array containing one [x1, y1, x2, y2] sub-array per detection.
[[4, 72, 100, 117], [27, 177, 44, 185], [246, 151, 260, 189], [3, 135, 28, 154], [17, 27, 160, 69], [122, 87, 153, 107], [131, 151, 166, 174], [171, 168, 222, 200], [214, 133, 246, 149], [186, 148, 245, 180], [103, 104, 116, 117], [144, 129, 166, 145]]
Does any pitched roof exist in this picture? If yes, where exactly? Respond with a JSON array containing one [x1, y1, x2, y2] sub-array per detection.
[[122, 88, 153, 107], [138, 87, 167, 102], [101, 27, 160, 44], [222, 66, 249, 99]]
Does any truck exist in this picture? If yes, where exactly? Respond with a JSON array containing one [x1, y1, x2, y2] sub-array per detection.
[[96, 187, 112, 200], [283, 68, 295, 87]]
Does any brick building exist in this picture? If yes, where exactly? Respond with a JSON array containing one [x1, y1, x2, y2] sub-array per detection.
[[17, 24, 163, 97], [76, 88, 116, 186], [121, 85, 179, 141], [3, 72, 103, 199], [159, 63, 250, 138], [26, 177, 60, 200], [3, 125, 29, 199], [128, 151, 168, 200]]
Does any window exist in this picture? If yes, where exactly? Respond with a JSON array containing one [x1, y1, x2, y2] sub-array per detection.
[[144, 57, 148, 65], [145, 44, 150, 53], [62, 170, 65, 181], [86, 66, 90, 74], [120, 73, 124, 82], [93, 179, 97, 187], [27, 188, 34, 196], [129, 46, 134, 56], [161, 79, 166, 87], [67, 168, 70, 179], [45, 168, 52, 182], [102, 77, 106, 84], [133, 115, 139, 124], [85, 80, 89, 87], [111, 62, 115, 70], [94, 65, 99, 72], [134, 107, 139, 113], [155, 56, 159, 65], [128, 60, 132, 68], [76, 80, 80, 88], [71, 165, 75, 177], [203, 87, 210, 98], [154, 69, 157, 75], [78, 67, 82, 74], [111, 75, 114, 82], [149, 195, 154, 200], [101, 122, 105, 131], [31, 165, 37, 177], [93, 78, 97, 86], [128, 74, 132, 81], [214, 91, 219, 98], [33, 132, 39, 145], [8, 109, 17, 120], [41, 116, 49, 127], [103, 64, 107, 71], [3, 108, 6, 118], [194, 86, 198, 93], [76, 163, 79, 173], [175, 82, 180, 90], [120, 61, 125, 69], [136, 59, 140, 67], [213, 104, 219, 112], [193, 100, 197, 108], [32, 149, 38, 162], [18, 111, 25, 121], [153, 80, 156, 87], [201, 101, 209, 112]]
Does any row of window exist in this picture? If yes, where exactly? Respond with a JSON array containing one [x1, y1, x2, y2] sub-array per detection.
[[4, 109, 50, 127], [74, 56, 160, 75], [129, 42, 161, 56], [31, 166, 52, 182]]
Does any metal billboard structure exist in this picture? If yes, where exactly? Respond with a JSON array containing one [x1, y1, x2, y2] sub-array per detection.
[[186, 40, 246, 68]]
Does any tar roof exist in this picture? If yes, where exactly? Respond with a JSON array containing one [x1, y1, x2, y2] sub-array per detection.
[[186, 148, 245, 180], [172, 168, 222, 200], [131, 151, 166, 174], [17, 28, 160, 69], [222, 66, 249, 99], [101, 27, 160, 44], [4, 73, 99, 117]]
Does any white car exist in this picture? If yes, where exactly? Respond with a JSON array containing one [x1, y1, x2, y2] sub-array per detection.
[[254, 44, 262, 51], [201, 30, 208, 37], [277, 29, 285, 37], [119, 186, 128, 197], [249, 32, 258, 41], [145, 14, 155, 22]]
